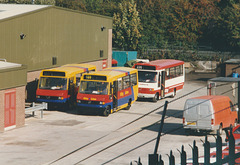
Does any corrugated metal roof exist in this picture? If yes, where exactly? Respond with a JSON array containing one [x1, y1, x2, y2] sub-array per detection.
[[0, 61, 22, 70], [209, 77, 240, 82], [0, 4, 50, 20], [224, 59, 240, 64]]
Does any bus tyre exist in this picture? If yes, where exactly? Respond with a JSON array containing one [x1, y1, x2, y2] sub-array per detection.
[[170, 89, 176, 98], [48, 103, 54, 110], [152, 93, 159, 102], [125, 99, 131, 110], [103, 106, 111, 117]]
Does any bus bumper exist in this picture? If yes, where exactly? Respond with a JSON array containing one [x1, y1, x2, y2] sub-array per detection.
[[138, 93, 155, 99], [36, 98, 68, 103], [76, 103, 111, 110]]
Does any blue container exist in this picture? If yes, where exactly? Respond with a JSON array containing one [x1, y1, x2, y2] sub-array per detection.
[[112, 51, 137, 66], [233, 73, 238, 78]]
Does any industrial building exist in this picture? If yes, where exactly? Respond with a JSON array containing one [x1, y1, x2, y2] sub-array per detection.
[[219, 59, 240, 77], [0, 4, 113, 132]]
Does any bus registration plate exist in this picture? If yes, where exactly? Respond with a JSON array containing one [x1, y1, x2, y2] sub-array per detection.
[[187, 122, 196, 125]]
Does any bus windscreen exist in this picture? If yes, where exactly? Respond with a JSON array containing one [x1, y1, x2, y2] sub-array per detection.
[[79, 81, 108, 95], [138, 71, 157, 83], [39, 77, 67, 90]]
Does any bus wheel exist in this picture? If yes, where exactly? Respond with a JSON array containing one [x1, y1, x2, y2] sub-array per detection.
[[102, 106, 111, 117], [152, 93, 159, 102], [170, 89, 176, 98], [69, 101, 76, 110], [125, 99, 132, 110], [48, 103, 54, 110]]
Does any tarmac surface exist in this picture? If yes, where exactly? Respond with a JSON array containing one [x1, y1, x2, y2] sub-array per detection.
[[0, 72, 218, 165]]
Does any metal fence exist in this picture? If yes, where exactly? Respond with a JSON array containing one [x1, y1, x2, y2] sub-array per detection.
[[131, 101, 240, 165], [139, 47, 240, 62], [25, 102, 48, 118], [132, 130, 240, 165]]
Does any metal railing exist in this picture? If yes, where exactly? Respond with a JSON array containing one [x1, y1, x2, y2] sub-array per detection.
[[131, 101, 240, 165], [132, 128, 240, 165], [25, 102, 48, 118]]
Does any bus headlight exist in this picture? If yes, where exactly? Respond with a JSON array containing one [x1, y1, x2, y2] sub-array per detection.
[[77, 100, 81, 103], [36, 96, 40, 98], [149, 88, 154, 91], [58, 97, 63, 100], [99, 101, 105, 105]]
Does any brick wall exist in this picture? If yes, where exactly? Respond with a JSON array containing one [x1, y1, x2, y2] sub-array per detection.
[[225, 64, 240, 77], [0, 90, 4, 132], [16, 86, 25, 128]]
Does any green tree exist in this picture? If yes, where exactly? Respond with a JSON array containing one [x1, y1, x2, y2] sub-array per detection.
[[113, 0, 142, 50], [137, 0, 172, 49], [55, 0, 87, 11], [203, 0, 240, 51], [34, 0, 55, 5], [168, 0, 219, 47]]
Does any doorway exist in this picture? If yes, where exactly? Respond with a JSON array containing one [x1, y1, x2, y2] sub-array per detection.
[[4, 90, 16, 128]]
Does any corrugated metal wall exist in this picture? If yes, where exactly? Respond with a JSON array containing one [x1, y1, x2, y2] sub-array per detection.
[[0, 6, 112, 71]]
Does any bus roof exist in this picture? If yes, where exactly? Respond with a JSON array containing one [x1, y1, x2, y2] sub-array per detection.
[[133, 59, 184, 70], [41, 64, 96, 77], [82, 67, 137, 81]]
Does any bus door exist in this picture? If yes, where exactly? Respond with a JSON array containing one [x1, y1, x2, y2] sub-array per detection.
[[161, 71, 166, 98], [68, 77, 75, 101], [112, 80, 118, 110]]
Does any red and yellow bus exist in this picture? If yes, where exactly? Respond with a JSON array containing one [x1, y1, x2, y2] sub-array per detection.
[[36, 64, 96, 109], [133, 59, 184, 102], [77, 67, 138, 116]]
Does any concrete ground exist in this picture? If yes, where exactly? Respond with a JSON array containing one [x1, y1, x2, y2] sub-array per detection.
[[0, 72, 219, 165]]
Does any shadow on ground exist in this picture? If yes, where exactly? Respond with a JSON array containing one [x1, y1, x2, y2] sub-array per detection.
[[142, 122, 221, 137]]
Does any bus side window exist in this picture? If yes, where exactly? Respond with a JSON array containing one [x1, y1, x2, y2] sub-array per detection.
[[170, 67, 176, 78], [175, 66, 181, 77], [165, 69, 170, 79], [158, 72, 161, 87], [130, 73, 137, 86], [123, 76, 130, 89], [76, 73, 81, 86], [109, 83, 112, 95], [118, 78, 123, 91]]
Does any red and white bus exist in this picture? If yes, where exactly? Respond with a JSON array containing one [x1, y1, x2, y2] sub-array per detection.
[[133, 59, 184, 102]]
